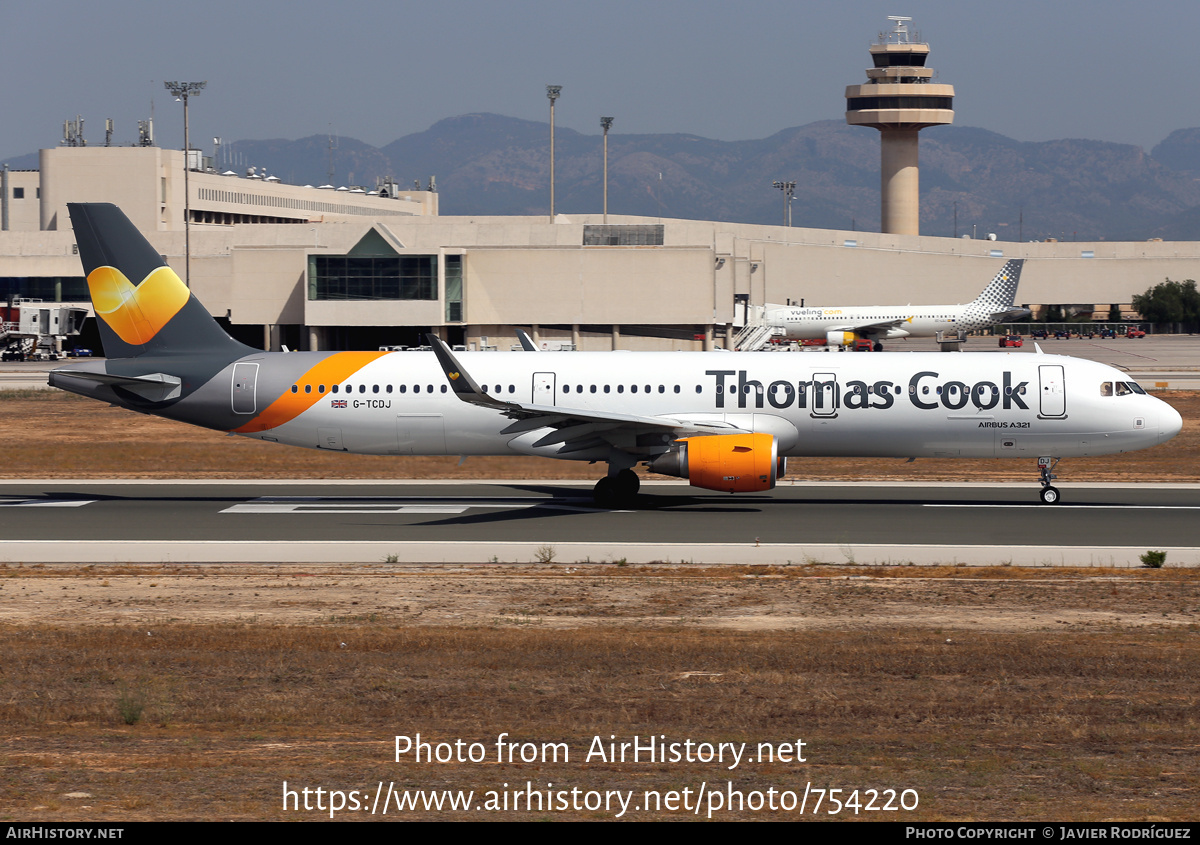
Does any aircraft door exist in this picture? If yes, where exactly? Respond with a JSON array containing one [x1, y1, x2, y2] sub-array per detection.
[[810, 372, 839, 417], [533, 372, 556, 406], [231, 362, 258, 414], [1038, 365, 1066, 418]]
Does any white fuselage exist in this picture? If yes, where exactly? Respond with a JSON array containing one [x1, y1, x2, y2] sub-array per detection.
[[225, 350, 1180, 463]]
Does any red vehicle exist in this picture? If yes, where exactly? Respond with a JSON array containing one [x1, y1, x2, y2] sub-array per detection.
[[851, 339, 875, 352], [1126, 328, 1146, 338], [998, 335, 1024, 348]]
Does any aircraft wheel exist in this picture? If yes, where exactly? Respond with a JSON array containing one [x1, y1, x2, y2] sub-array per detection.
[[873, 341, 883, 352], [1039, 486, 1061, 505], [614, 468, 640, 497], [593, 476, 618, 507]]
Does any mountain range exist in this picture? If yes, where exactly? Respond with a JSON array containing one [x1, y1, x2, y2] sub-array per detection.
[[13, 115, 1200, 241]]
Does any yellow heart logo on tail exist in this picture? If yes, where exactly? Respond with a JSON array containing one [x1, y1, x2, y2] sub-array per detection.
[[87, 265, 190, 345], [448, 372, 460, 380]]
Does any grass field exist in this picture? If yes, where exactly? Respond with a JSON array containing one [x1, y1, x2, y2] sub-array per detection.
[[0, 563, 1197, 821]]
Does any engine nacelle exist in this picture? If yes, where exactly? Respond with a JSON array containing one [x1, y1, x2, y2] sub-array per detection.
[[647, 433, 783, 493], [826, 330, 860, 347]]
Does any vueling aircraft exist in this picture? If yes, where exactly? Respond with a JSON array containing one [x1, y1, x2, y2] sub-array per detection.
[[52, 204, 1180, 505], [763, 259, 1031, 349]]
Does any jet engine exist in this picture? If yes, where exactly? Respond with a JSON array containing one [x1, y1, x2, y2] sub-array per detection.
[[647, 433, 784, 493], [826, 330, 859, 347]]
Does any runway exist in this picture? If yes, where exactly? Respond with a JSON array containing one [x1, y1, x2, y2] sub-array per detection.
[[1, 480, 1197, 567]]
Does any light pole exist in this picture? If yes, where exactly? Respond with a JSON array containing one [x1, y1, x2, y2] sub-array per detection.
[[547, 85, 561, 222], [164, 80, 206, 287], [601, 116, 614, 223], [773, 180, 796, 227]]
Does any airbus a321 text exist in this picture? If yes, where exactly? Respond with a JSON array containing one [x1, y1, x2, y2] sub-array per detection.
[[52, 204, 1181, 505], [763, 259, 1031, 349]]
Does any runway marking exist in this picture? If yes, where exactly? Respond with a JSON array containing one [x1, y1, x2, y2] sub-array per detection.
[[0, 498, 95, 508], [223, 503, 479, 514], [925, 503, 1200, 510], [218, 496, 608, 515]]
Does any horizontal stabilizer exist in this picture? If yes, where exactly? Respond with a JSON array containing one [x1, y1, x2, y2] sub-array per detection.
[[50, 369, 182, 402]]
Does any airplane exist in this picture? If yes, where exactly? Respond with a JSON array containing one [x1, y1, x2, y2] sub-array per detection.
[[51, 204, 1180, 506], [761, 259, 1031, 349]]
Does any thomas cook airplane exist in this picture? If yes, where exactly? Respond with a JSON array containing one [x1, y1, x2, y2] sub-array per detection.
[[51, 204, 1180, 505], [762, 259, 1031, 349]]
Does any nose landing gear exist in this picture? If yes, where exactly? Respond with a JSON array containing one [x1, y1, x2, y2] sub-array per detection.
[[1038, 457, 1061, 504]]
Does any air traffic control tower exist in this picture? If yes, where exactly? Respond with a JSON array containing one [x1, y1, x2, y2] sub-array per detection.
[[846, 16, 954, 236]]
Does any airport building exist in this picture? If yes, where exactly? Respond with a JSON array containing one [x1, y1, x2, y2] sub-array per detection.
[[3, 139, 1199, 356]]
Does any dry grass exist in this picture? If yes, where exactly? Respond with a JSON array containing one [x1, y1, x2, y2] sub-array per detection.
[[1, 622, 1197, 821], [1, 391, 1198, 481], [1, 566, 1199, 821]]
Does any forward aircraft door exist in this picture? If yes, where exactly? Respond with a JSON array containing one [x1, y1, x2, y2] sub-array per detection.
[[1039, 365, 1066, 418]]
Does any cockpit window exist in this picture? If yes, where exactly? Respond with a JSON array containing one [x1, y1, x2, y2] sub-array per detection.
[[1102, 381, 1146, 396]]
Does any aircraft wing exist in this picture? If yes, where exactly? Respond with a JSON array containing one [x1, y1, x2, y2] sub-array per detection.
[[827, 317, 912, 337], [427, 336, 744, 454]]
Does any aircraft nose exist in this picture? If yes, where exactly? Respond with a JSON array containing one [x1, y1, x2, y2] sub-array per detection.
[[1159, 401, 1183, 443]]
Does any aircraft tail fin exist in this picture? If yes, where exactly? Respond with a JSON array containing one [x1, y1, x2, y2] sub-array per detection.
[[67, 203, 254, 360], [970, 258, 1025, 310]]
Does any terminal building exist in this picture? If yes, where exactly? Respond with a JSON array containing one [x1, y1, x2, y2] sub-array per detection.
[[3, 142, 1199, 357]]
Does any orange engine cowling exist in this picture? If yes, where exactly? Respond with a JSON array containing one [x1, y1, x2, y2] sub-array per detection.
[[647, 433, 783, 493]]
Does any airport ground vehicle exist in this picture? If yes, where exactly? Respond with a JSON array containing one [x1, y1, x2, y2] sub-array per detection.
[[998, 335, 1024, 348], [50, 204, 1182, 505]]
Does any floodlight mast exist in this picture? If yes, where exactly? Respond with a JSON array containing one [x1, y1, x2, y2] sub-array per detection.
[[547, 85, 562, 222], [773, 180, 796, 227], [601, 116, 614, 223], [164, 81, 206, 287]]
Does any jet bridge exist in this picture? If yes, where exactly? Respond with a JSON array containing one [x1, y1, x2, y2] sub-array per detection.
[[2, 301, 89, 360]]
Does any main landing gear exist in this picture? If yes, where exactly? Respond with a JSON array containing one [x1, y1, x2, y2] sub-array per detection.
[[1038, 457, 1061, 504], [593, 468, 640, 506]]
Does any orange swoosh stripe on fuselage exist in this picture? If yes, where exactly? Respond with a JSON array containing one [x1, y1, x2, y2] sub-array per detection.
[[232, 351, 390, 433]]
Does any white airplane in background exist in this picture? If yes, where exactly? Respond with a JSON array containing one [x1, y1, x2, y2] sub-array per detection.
[[51, 205, 1179, 505], [763, 259, 1030, 349]]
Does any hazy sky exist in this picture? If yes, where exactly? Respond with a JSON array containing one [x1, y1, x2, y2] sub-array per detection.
[[3, 0, 1195, 161]]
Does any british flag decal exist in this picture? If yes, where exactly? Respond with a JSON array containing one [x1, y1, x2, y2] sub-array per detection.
[[331, 399, 348, 409]]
